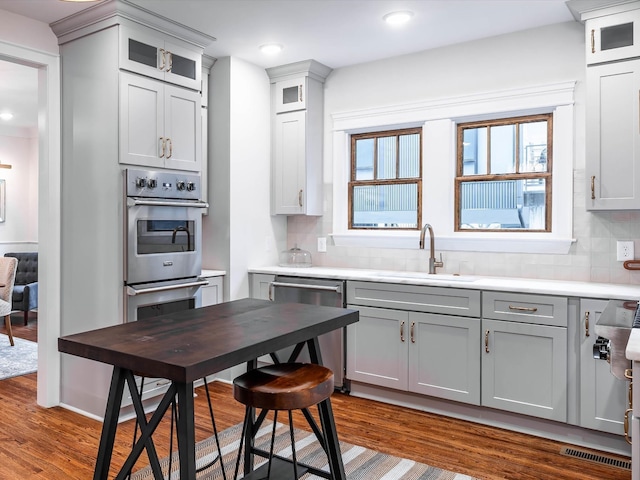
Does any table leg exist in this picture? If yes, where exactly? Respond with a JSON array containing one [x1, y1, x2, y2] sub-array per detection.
[[93, 367, 126, 480], [243, 359, 258, 476], [176, 381, 197, 479], [307, 338, 347, 480]]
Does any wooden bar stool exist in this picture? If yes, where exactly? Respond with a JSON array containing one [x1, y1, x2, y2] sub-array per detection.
[[232, 362, 335, 480]]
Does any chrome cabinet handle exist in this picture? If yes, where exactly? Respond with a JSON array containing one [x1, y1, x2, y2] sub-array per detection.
[[410, 322, 415, 343], [591, 176, 595, 200], [485, 330, 490, 353], [625, 408, 632, 444], [585, 311, 590, 338], [400, 321, 405, 342], [159, 48, 166, 71], [508, 305, 537, 312]]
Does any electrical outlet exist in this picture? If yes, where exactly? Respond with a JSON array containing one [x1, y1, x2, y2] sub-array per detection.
[[617, 241, 634, 261], [317, 237, 327, 253]]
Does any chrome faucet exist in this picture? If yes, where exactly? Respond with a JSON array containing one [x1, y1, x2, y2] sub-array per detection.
[[419, 223, 443, 274]]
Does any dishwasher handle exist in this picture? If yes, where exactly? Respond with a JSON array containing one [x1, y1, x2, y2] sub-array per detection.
[[268, 281, 342, 301]]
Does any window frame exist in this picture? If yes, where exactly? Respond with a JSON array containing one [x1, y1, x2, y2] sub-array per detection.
[[330, 81, 575, 254], [349, 127, 423, 230], [454, 113, 553, 233]]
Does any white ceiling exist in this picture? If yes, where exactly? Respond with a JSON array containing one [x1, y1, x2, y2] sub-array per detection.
[[0, 0, 578, 130]]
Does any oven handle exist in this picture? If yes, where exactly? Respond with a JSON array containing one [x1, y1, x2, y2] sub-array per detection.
[[127, 198, 209, 208], [126, 279, 209, 296]]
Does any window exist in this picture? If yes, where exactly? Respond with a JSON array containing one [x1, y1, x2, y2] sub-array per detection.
[[455, 114, 552, 232], [349, 128, 422, 229]]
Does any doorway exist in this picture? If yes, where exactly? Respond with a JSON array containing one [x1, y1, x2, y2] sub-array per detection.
[[0, 41, 61, 408]]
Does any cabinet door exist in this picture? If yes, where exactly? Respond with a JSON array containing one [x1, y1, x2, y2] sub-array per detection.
[[346, 305, 409, 390], [120, 72, 164, 168], [482, 319, 567, 422], [408, 312, 481, 405], [579, 299, 629, 434], [275, 77, 306, 113], [201, 276, 223, 307], [164, 84, 202, 172], [586, 10, 640, 65], [250, 274, 275, 300], [273, 111, 306, 214], [586, 60, 640, 210], [120, 26, 201, 91]]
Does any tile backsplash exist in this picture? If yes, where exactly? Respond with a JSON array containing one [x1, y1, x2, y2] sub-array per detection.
[[287, 169, 640, 285]]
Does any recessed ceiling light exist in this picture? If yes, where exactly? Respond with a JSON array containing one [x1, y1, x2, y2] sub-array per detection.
[[383, 11, 414, 26], [260, 43, 283, 55], [0, 113, 13, 121]]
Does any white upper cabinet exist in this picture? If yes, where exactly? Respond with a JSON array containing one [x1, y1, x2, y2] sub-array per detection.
[[275, 77, 307, 113], [120, 25, 202, 91], [267, 60, 332, 216], [120, 72, 202, 171], [586, 9, 640, 65], [586, 60, 640, 210]]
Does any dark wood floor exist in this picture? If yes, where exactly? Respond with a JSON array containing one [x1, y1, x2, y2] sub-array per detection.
[[0, 314, 632, 479]]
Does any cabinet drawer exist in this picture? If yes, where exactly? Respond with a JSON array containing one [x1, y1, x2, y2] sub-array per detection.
[[482, 291, 567, 327], [347, 281, 481, 317]]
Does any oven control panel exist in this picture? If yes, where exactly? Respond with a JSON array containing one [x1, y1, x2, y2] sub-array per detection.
[[125, 168, 201, 200]]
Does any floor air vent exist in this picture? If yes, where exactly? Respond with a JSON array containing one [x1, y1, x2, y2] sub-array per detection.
[[560, 447, 631, 470]]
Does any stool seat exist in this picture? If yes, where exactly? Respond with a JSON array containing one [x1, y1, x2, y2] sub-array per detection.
[[233, 363, 334, 411]]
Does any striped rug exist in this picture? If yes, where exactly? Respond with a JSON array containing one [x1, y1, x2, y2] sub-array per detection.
[[130, 421, 477, 480]]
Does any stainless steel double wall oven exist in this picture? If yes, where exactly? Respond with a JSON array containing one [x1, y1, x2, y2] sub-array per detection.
[[124, 168, 208, 323]]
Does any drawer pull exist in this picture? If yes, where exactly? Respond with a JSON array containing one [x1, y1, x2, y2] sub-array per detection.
[[400, 321, 405, 342], [585, 311, 590, 338], [624, 408, 632, 445], [508, 305, 538, 313]]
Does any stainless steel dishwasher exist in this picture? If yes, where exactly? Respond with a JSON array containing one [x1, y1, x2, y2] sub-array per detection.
[[269, 276, 348, 392]]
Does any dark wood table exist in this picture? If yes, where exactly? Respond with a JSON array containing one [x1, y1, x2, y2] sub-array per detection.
[[58, 298, 358, 480]]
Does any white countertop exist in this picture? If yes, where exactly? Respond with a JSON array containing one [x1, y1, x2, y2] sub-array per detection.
[[201, 269, 226, 277], [250, 266, 640, 301], [251, 265, 640, 360]]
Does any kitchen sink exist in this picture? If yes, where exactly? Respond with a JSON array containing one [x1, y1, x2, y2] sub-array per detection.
[[370, 272, 478, 282]]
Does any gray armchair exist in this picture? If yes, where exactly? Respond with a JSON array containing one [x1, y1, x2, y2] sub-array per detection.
[[4, 252, 38, 325]]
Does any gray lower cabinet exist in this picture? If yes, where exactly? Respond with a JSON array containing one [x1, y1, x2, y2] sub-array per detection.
[[481, 318, 567, 422], [579, 298, 629, 435], [482, 291, 568, 422], [347, 281, 482, 405]]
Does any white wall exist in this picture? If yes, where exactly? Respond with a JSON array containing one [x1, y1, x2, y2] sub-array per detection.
[[0, 10, 58, 55], [0, 130, 38, 254], [287, 21, 640, 285], [205, 56, 286, 300]]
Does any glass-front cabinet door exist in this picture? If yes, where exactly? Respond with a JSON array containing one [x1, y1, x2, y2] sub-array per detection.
[[586, 9, 640, 65], [119, 25, 201, 91], [275, 77, 307, 113]]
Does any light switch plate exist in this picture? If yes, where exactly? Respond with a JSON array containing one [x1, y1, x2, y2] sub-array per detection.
[[317, 237, 327, 253], [617, 241, 634, 261]]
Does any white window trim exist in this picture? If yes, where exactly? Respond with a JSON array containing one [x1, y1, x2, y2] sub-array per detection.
[[331, 81, 576, 254]]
